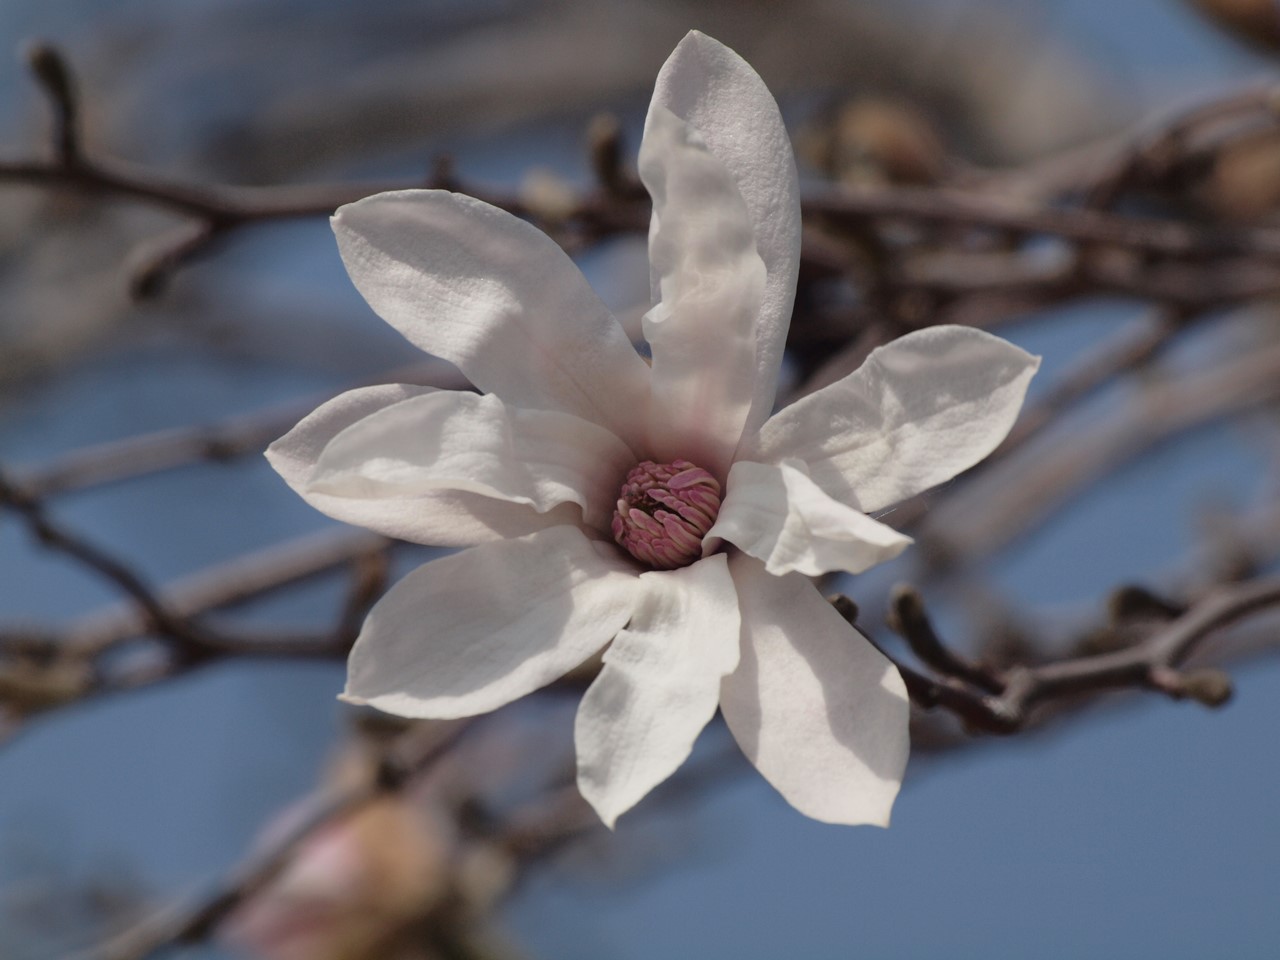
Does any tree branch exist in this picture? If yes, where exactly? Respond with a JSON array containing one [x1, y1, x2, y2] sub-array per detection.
[[871, 576, 1280, 733]]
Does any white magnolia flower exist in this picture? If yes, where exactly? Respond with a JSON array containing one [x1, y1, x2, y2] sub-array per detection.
[[268, 32, 1039, 827]]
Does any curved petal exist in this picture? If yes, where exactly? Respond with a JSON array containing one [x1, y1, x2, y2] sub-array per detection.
[[639, 106, 766, 475], [650, 31, 801, 439], [720, 555, 909, 826], [267, 385, 577, 546], [574, 554, 740, 827], [308, 390, 634, 535], [708, 460, 911, 577], [750, 325, 1040, 513], [332, 190, 651, 448], [342, 526, 640, 719]]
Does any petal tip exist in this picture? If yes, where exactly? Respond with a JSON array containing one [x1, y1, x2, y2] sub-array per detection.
[[262, 438, 287, 471], [577, 777, 623, 831], [673, 28, 727, 60]]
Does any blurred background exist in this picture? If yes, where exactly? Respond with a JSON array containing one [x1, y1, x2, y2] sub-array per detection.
[[2, 1, 1279, 958]]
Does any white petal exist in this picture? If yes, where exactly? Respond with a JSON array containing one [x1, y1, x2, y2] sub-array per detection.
[[750, 325, 1040, 514], [574, 554, 740, 827], [720, 555, 909, 826], [650, 31, 801, 439], [708, 460, 912, 577], [639, 106, 766, 475], [332, 190, 651, 448], [308, 390, 634, 535], [342, 526, 640, 719], [267, 385, 576, 546]]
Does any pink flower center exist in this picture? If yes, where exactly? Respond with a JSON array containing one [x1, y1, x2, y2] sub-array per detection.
[[612, 459, 722, 570]]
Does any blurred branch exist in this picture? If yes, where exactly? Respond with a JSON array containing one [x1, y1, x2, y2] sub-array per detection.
[[62, 527, 391, 657], [8, 42, 1280, 312], [935, 336, 1280, 558], [0, 518, 393, 727], [807, 185, 1280, 259], [1084, 83, 1280, 209], [0, 468, 234, 655], [9, 359, 467, 498]]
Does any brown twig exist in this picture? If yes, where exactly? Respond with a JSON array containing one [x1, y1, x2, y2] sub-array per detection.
[[9, 42, 1280, 309], [0, 469, 230, 656], [0, 526, 396, 732], [60, 527, 391, 657], [24, 42, 81, 166], [1084, 83, 1280, 209], [806, 185, 1280, 260], [873, 576, 1280, 733]]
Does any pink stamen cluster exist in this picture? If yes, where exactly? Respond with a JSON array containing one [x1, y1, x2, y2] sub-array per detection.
[[612, 459, 722, 570]]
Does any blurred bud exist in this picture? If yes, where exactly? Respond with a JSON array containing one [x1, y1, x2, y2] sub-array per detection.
[[1150, 665, 1235, 707], [221, 749, 452, 960], [826, 593, 859, 626], [454, 842, 517, 918], [587, 113, 627, 194], [804, 98, 946, 187], [0, 656, 93, 713], [1179, 668, 1235, 707], [519, 168, 578, 224], [1187, 0, 1280, 53], [23, 41, 76, 111], [1198, 128, 1280, 221], [1108, 584, 1186, 624]]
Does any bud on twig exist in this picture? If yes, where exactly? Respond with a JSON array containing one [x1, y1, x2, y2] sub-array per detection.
[[23, 39, 81, 164], [587, 113, 631, 195], [1148, 665, 1234, 707], [1187, 0, 1280, 53], [1108, 584, 1187, 624], [888, 584, 1003, 693], [827, 593, 859, 626]]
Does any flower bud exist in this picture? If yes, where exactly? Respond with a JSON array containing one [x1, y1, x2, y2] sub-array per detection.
[[1187, 0, 1280, 52]]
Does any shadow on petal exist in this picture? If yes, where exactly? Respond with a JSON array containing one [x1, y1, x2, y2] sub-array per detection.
[[721, 556, 908, 825]]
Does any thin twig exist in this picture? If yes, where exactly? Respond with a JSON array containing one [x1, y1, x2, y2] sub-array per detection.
[[24, 41, 81, 166], [60, 527, 391, 656], [876, 575, 1280, 732], [807, 185, 1280, 259], [0, 470, 229, 655], [10, 359, 468, 497]]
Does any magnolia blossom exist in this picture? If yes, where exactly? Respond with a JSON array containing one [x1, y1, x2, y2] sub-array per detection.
[[268, 32, 1038, 827]]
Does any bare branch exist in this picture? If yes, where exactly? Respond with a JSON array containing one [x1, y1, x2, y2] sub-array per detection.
[[10, 360, 469, 498], [0, 469, 230, 655], [62, 527, 390, 657], [872, 575, 1280, 732]]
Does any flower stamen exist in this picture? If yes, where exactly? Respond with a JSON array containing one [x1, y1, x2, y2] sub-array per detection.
[[612, 459, 722, 569]]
